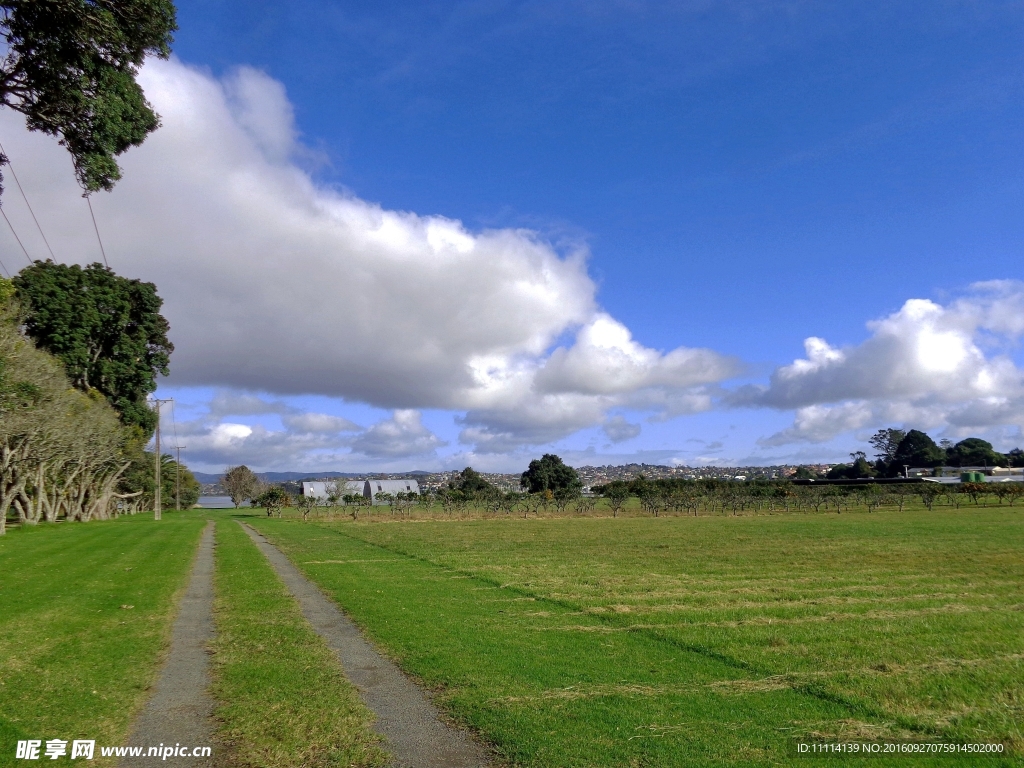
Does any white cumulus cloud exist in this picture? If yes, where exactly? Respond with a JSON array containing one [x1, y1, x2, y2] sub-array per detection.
[[734, 281, 1024, 445], [0, 58, 738, 452], [351, 410, 446, 458], [602, 415, 642, 443]]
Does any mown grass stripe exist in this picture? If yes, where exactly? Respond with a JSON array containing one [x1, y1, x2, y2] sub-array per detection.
[[210, 520, 387, 768], [310, 522, 937, 740], [252, 509, 1023, 763], [250, 517, 904, 767], [0, 513, 207, 768]]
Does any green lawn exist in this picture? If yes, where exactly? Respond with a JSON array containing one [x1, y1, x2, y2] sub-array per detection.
[[249, 507, 1024, 767], [210, 519, 387, 767], [0, 512, 207, 767]]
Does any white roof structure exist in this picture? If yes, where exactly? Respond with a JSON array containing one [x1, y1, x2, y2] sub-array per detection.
[[301, 480, 366, 499], [301, 479, 421, 503], [366, 479, 420, 503]]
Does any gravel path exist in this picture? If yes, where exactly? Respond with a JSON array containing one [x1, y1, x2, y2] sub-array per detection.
[[240, 522, 492, 768], [121, 521, 216, 767]]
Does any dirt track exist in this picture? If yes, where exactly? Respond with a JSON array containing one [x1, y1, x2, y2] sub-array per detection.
[[241, 521, 492, 768], [121, 521, 216, 767]]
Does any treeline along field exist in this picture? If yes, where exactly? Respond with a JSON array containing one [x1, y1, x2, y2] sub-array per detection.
[[249, 506, 1024, 766], [256, 477, 1024, 522], [1, 267, 196, 534]]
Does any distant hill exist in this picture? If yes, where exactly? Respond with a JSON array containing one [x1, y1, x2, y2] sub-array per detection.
[[192, 470, 433, 484]]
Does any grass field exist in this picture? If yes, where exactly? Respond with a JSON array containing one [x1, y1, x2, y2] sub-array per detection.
[[0, 513, 207, 767], [211, 519, 387, 767], [250, 506, 1024, 767]]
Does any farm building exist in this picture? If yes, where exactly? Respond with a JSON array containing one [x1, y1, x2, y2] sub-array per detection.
[[366, 479, 420, 504], [301, 480, 366, 500], [300, 479, 421, 504]]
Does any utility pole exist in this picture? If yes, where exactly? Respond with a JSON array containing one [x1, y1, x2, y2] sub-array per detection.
[[151, 399, 172, 520], [174, 445, 186, 511]]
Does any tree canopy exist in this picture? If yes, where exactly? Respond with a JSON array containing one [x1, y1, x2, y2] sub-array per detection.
[[453, 466, 493, 495], [862, 426, 1024, 475], [222, 465, 260, 509], [868, 428, 906, 464], [253, 485, 287, 517], [0, 0, 177, 196], [1, 282, 136, 530], [946, 438, 1005, 468], [13, 260, 172, 435], [890, 429, 946, 472], [520, 454, 582, 495], [827, 452, 875, 480]]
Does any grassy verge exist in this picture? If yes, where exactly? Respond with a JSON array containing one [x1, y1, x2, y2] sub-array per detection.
[[249, 508, 1024, 767], [210, 518, 387, 768], [0, 512, 208, 767]]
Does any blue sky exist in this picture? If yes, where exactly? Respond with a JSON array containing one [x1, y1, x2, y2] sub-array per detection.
[[3, 1, 1024, 473], [171, 0, 1024, 354]]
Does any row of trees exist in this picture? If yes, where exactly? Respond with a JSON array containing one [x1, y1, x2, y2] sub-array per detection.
[[594, 476, 1023, 516], [0, 0, 189, 532], [225, 472, 1023, 522], [1, 263, 189, 533], [1, 288, 130, 531], [221, 454, 587, 508], [825, 428, 1022, 480]]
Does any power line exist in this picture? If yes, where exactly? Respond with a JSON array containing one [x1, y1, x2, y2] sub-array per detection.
[[1, 205, 32, 265], [0, 254, 10, 278], [150, 398, 173, 521], [174, 445, 186, 512], [171, 399, 179, 445], [0, 141, 56, 260], [86, 195, 109, 268], [169, 401, 183, 511]]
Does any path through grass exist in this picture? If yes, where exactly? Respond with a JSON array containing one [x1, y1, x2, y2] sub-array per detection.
[[250, 508, 1024, 767]]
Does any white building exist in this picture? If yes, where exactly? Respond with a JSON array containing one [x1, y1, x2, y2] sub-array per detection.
[[301, 480, 366, 500], [366, 479, 420, 504], [301, 479, 421, 504]]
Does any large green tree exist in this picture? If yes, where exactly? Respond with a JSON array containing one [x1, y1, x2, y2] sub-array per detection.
[[453, 466, 493, 496], [520, 453, 582, 495], [0, 0, 176, 196], [890, 429, 946, 473], [868, 427, 906, 464], [13, 260, 172, 435], [946, 438, 1005, 468], [1006, 448, 1024, 468]]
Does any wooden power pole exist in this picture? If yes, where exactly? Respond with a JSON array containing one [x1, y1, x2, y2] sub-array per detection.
[[151, 399, 172, 520]]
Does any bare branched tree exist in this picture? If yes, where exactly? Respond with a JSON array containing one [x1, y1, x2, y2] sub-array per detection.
[[222, 465, 261, 508]]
